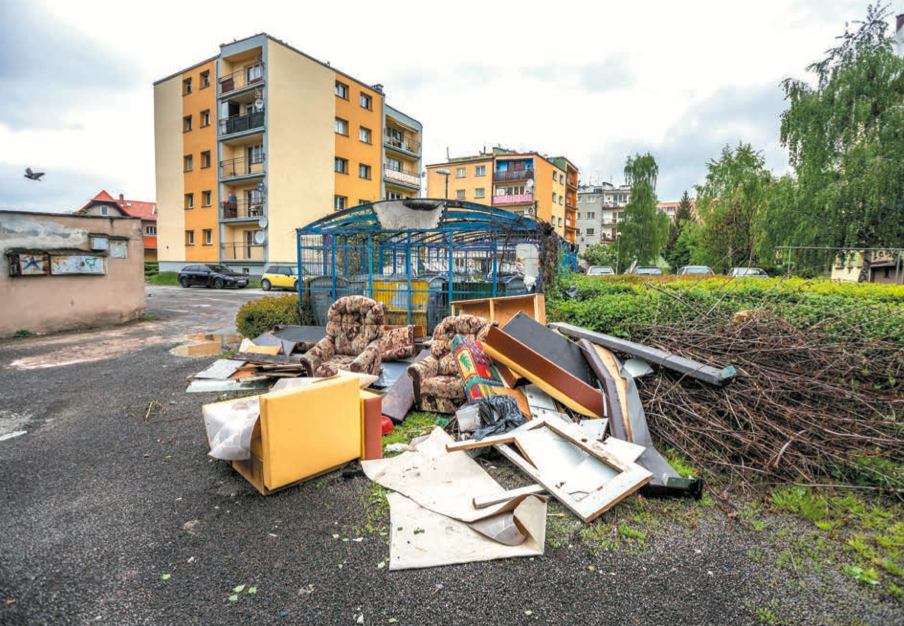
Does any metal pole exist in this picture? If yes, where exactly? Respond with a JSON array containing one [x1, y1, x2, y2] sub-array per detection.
[[444, 175, 449, 200], [367, 234, 373, 298], [896, 251, 902, 285], [406, 231, 412, 326]]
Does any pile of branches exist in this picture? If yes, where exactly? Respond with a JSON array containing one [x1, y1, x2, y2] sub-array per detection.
[[636, 313, 904, 489]]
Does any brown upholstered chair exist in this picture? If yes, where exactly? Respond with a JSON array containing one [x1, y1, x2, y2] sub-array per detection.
[[407, 314, 494, 414], [302, 296, 385, 377]]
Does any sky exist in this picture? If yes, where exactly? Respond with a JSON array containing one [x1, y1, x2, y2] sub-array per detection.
[[0, 0, 899, 212]]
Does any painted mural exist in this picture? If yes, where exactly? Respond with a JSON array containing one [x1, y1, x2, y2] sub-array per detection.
[[50, 254, 107, 275]]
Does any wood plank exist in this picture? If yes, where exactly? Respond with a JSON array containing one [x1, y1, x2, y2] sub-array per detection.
[[381, 349, 430, 422], [444, 417, 547, 453], [473, 484, 546, 509], [231, 352, 304, 365], [551, 322, 735, 386]]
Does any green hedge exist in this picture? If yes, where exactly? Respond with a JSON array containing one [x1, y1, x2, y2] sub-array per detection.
[[235, 295, 302, 338], [547, 276, 904, 342]]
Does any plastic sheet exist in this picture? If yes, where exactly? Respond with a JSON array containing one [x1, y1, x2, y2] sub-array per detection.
[[203, 396, 260, 461], [472, 396, 525, 441]]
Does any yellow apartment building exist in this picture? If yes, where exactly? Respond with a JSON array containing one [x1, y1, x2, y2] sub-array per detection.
[[154, 33, 423, 273], [426, 148, 580, 242]]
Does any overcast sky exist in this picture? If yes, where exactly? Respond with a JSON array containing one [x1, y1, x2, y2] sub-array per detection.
[[0, 0, 899, 212]]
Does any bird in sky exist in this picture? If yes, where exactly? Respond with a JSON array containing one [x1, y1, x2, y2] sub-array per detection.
[[24, 167, 45, 181]]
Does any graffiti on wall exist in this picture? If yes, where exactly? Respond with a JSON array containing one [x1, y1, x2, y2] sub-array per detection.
[[50, 254, 107, 275], [7, 253, 51, 276]]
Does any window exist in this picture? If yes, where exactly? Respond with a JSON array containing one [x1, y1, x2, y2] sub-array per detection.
[[360, 93, 372, 110], [474, 188, 485, 199], [386, 191, 403, 200], [553, 172, 558, 183], [359, 127, 372, 144], [201, 151, 211, 169], [183, 115, 192, 132], [334, 118, 349, 136], [200, 71, 210, 89], [203, 229, 212, 245], [183, 77, 192, 95], [146, 225, 157, 235], [578, 196, 583, 204], [586, 228, 595, 236], [455, 190, 466, 200], [248, 144, 264, 164], [558, 217, 563, 227], [185, 230, 195, 246], [101, 206, 108, 216], [552, 192, 557, 203], [334, 195, 347, 211], [335, 81, 349, 99], [246, 64, 263, 84], [335, 157, 348, 174], [456, 167, 466, 178], [387, 157, 402, 172], [358, 199, 369, 205], [200, 110, 210, 127], [202, 190, 212, 207], [589, 196, 597, 203], [586, 212, 595, 219], [559, 196, 564, 205], [475, 165, 486, 177], [359, 163, 372, 180], [183, 155, 193, 172], [184, 193, 194, 209]]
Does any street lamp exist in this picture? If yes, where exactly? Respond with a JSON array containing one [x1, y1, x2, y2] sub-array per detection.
[[436, 168, 451, 200]]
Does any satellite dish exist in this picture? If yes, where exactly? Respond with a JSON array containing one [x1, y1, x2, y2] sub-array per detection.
[[526, 178, 535, 191], [254, 231, 266, 244], [255, 181, 266, 193], [258, 217, 268, 229], [254, 98, 264, 111]]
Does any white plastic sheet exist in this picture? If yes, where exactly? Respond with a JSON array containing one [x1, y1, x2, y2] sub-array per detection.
[[203, 396, 260, 461]]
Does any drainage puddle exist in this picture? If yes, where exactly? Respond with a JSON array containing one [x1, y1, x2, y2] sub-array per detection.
[[170, 333, 242, 357]]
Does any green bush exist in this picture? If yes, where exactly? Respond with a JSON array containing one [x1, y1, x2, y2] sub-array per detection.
[[235, 295, 302, 338], [146, 271, 179, 286]]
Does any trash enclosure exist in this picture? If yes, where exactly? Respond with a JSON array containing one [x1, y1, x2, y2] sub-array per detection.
[[296, 199, 551, 332]]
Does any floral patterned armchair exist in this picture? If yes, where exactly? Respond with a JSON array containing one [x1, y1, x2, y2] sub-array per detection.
[[302, 296, 385, 377], [407, 314, 494, 413]]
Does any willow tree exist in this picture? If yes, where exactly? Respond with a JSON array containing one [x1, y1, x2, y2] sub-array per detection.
[[780, 4, 904, 281], [617, 153, 669, 266]]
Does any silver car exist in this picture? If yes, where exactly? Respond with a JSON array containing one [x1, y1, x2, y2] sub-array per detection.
[[728, 267, 769, 278], [678, 265, 715, 275], [586, 266, 615, 276]]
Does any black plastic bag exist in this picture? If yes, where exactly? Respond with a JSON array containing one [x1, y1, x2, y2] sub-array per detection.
[[472, 396, 526, 441]]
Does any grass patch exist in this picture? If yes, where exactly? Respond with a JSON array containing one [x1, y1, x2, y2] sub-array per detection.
[[142, 313, 160, 322], [381, 412, 442, 450], [146, 271, 180, 286], [13, 329, 36, 338]]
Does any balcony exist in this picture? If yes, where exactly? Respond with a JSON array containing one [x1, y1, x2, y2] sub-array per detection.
[[221, 242, 264, 261], [493, 169, 534, 183], [384, 164, 421, 188], [218, 64, 264, 95], [493, 193, 534, 207], [567, 177, 578, 189], [566, 201, 577, 210], [221, 199, 264, 220], [220, 156, 264, 179], [384, 134, 420, 156], [219, 111, 265, 137]]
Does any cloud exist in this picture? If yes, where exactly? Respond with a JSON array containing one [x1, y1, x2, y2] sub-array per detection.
[[585, 82, 790, 200], [0, 3, 138, 131], [0, 163, 125, 213]]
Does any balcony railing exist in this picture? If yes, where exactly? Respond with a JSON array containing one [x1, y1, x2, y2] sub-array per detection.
[[493, 193, 534, 206], [218, 64, 264, 95], [384, 134, 420, 155], [567, 177, 578, 189], [384, 164, 421, 187], [221, 242, 264, 261], [493, 169, 534, 182], [221, 199, 264, 220], [219, 111, 265, 137], [220, 156, 265, 179]]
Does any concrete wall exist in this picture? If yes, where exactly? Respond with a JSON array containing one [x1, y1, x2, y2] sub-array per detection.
[[154, 75, 185, 266], [0, 211, 145, 337]]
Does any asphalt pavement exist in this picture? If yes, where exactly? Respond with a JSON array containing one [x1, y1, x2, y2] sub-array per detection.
[[0, 286, 900, 625]]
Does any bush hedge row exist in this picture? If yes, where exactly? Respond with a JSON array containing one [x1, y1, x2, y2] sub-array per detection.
[[235, 294, 302, 339]]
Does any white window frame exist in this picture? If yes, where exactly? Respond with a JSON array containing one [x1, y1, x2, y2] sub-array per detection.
[[456, 167, 466, 178], [334, 118, 349, 136], [335, 157, 348, 174], [359, 127, 372, 144]]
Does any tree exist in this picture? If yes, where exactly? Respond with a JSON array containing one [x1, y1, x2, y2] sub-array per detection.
[[580, 243, 619, 268], [616, 153, 669, 266], [664, 190, 695, 270], [693, 143, 774, 272], [779, 3, 904, 281]]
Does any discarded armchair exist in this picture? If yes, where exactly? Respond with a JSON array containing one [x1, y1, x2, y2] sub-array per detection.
[[302, 296, 385, 377], [407, 314, 494, 413]]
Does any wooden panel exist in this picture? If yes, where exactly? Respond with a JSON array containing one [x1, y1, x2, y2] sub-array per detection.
[[382, 349, 430, 422], [259, 376, 361, 490], [452, 293, 545, 326], [361, 390, 383, 461]]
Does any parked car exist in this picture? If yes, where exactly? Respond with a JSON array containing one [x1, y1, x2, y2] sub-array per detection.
[[177, 264, 249, 289], [632, 266, 663, 276], [586, 265, 615, 276], [261, 265, 305, 291], [728, 267, 769, 279], [678, 265, 715, 276]]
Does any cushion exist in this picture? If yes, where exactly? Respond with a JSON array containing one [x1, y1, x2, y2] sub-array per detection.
[[421, 375, 468, 400], [382, 326, 415, 362]]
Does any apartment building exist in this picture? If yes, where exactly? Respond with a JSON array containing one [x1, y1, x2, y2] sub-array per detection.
[[656, 200, 697, 221], [153, 33, 423, 273], [425, 147, 580, 242], [576, 183, 631, 253]]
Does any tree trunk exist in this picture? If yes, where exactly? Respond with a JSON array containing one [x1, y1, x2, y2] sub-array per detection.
[[857, 250, 872, 283]]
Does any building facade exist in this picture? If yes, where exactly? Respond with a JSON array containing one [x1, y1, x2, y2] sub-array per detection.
[[154, 33, 422, 273], [425, 147, 580, 242], [75, 191, 158, 261], [576, 183, 630, 253]]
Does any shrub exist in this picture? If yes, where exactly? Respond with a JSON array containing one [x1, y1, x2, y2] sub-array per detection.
[[13, 329, 36, 338], [235, 295, 302, 338]]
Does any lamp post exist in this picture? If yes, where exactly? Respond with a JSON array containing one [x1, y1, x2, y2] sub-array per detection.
[[436, 168, 451, 200]]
